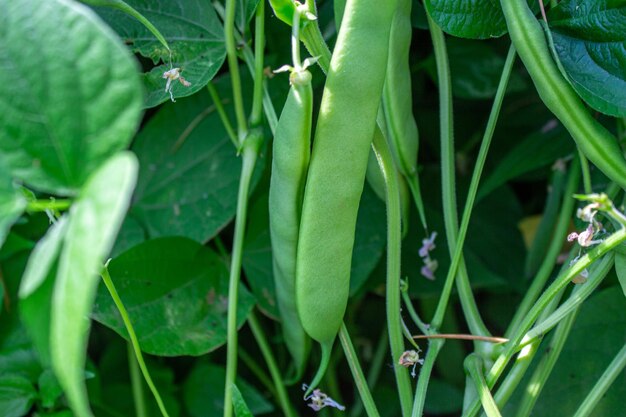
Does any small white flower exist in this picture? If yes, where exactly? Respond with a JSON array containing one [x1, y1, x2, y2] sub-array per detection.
[[163, 68, 192, 102]]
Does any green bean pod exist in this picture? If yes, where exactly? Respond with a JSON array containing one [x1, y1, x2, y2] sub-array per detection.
[[501, 0, 626, 190], [296, 0, 398, 395], [268, 69, 313, 382], [381, 0, 427, 230]]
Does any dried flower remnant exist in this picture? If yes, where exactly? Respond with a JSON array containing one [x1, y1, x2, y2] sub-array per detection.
[[163, 67, 192, 102], [399, 349, 424, 378], [419, 232, 438, 280], [571, 268, 589, 285], [302, 385, 345, 412]]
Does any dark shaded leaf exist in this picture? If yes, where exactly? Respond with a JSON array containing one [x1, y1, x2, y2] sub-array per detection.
[[93, 237, 255, 356]]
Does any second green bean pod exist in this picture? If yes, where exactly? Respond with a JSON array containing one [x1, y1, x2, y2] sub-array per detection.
[[296, 0, 398, 396]]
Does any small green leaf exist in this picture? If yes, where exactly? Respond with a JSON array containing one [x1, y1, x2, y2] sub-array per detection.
[[19, 218, 68, 299], [38, 369, 64, 409], [0, 160, 26, 249], [92, 0, 226, 107], [92, 237, 255, 356], [0, 374, 37, 417], [51, 152, 138, 417], [232, 384, 254, 417], [548, 0, 626, 116], [183, 362, 273, 416], [0, 0, 143, 195]]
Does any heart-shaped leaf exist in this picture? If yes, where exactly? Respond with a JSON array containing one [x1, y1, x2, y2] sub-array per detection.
[[93, 237, 255, 356]]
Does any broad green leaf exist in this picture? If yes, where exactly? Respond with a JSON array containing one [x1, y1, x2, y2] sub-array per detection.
[[0, 374, 37, 417], [424, 0, 537, 38], [128, 86, 262, 243], [548, 1, 626, 117], [51, 152, 138, 417], [0, 0, 143, 195], [92, 0, 226, 107], [232, 384, 254, 417], [0, 160, 26, 248], [424, 0, 510, 39], [92, 237, 255, 356], [478, 124, 574, 201], [183, 362, 274, 416], [530, 287, 626, 416]]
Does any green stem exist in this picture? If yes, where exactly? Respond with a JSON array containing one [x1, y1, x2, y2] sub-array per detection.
[[411, 339, 444, 417], [212, 2, 278, 134], [100, 266, 170, 417], [207, 83, 238, 147], [224, 0, 248, 144], [223, 131, 263, 417], [525, 165, 568, 278], [572, 343, 626, 417], [300, 3, 331, 74], [339, 323, 381, 417], [522, 254, 614, 346], [463, 227, 626, 417], [350, 325, 389, 417], [128, 343, 148, 417], [26, 199, 72, 213], [486, 259, 572, 412], [578, 147, 593, 194], [247, 311, 295, 417], [401, 290, 429, 335], [465, 355, 502, 417], [372, 123, 414, 417], [238, 347, 278, 399], [250, 0, 265, 127], [432, 44, 517, 338], [514, 310, 578, 417], [506, 161, 580, 337]]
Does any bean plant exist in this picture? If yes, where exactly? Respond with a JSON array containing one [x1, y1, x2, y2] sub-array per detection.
[[1, 0, 625, 417]]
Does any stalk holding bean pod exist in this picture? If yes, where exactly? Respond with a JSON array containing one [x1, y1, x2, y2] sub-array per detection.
[[269, 3, 315, 383], [500, 0, 626, 190], [295, 0, 398, 396], [382, 0, 427, 231]]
